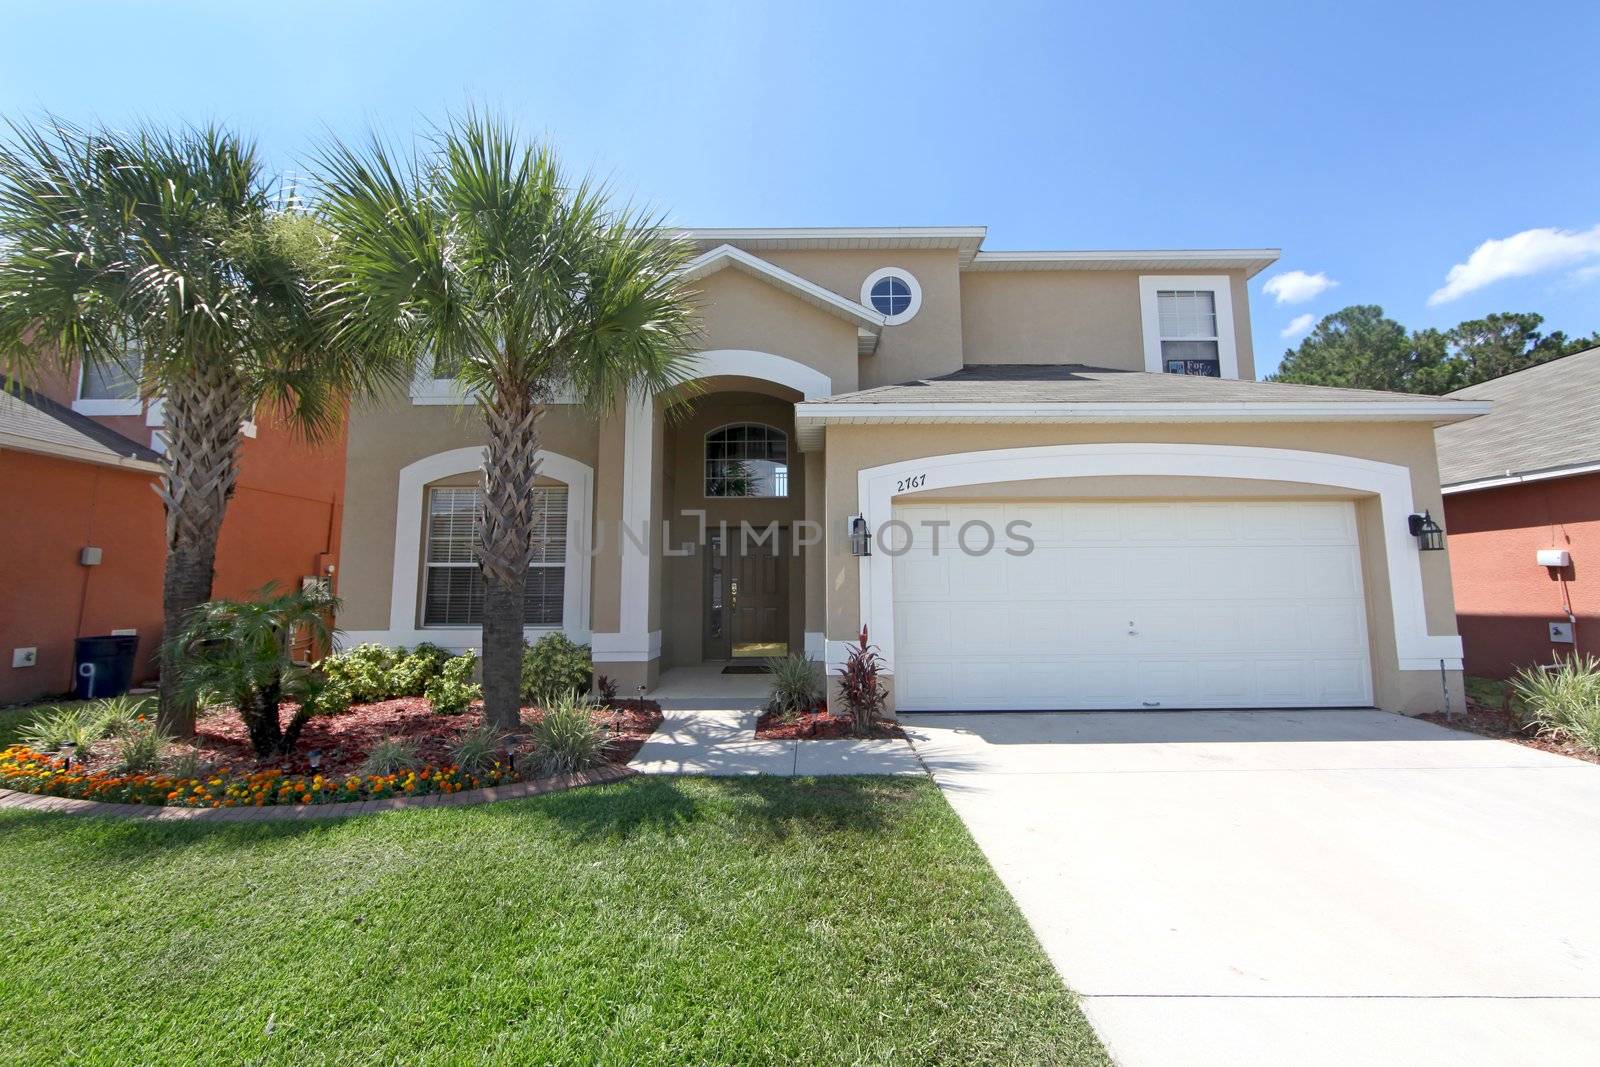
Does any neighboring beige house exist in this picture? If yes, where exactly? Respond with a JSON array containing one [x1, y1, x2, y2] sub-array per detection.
[[336, 227, 1486, 715]]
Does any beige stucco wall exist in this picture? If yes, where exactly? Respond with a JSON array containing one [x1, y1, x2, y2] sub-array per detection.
[[959, 269, 1257, 379], [692, 268, 861, 394], [820, 420, 1461, 717], [757, 249, 966, 389], [337, 391, 600, 631]]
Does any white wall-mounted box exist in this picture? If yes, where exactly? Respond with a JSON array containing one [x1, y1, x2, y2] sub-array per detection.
[[1537, 548, 1571, 568]]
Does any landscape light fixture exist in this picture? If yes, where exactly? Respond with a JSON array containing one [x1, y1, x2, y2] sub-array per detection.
[[58, 740, 76, 769], [504, 735, 519, 773], [307, 749, 322, 771], [1408, 510, 1445, 551]]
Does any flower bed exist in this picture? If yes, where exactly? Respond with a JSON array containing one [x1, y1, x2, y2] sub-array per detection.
[[0, 744, 520, 808], [755, 707, 906, 741], [0, 697, 664, 808]]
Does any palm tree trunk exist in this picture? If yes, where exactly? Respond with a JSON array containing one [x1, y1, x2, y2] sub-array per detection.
[[155, 370, 252, 736], [478, 389, 544, 730]]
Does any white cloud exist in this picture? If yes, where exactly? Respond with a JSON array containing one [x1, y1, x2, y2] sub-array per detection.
[[1262, 270, 1337, 305], [1280, 313, 1316, 339], [1429, 224, 1600, 305]]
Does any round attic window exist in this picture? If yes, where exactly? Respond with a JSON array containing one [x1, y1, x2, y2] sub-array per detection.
[[861, 267, 922, 325]]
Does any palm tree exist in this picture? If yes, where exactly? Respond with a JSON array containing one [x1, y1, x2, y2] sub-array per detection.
[[316, 114, 700, 729], [165, 583, 340, 759], [0, 117, 392, 734]]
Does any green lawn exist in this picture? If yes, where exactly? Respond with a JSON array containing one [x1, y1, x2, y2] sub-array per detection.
[[0, 775, 1106, 1066], [0, 699, 60, 748]]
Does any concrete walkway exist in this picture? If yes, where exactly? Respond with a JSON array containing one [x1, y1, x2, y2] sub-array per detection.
[[627, 666, 920, 776], [903, 708, 1600, 1067]]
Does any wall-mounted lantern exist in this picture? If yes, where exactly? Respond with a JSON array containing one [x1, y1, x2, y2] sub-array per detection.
[[848, 514, 872, 557], [1408, 510, 1445, 551]]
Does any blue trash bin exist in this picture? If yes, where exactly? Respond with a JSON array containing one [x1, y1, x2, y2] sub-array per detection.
[[72, 635, 139, 700]]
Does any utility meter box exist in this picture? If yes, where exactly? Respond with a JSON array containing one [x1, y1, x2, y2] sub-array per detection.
[[1537, 548, 1571, 568]]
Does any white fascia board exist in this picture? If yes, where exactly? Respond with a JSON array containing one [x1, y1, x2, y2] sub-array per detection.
[[0, 432, 162, 473], [792, 399, 1491, 450], [969, 248, 1282, 278], [1441, 459, 1600, 495], [680, 244, 886, 329]]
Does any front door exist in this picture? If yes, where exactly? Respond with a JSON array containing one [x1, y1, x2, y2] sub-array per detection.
[[705, 527, 788, 660]]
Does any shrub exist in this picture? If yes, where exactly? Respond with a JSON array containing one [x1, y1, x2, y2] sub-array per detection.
[[449, 724, 504, 777], [521, 633, 592, 702], [167, 585, 338, 759], [425, 653, 481, 715], [767, 654, 822, 720], [360, 738, 420, 777], [392, 642, 452, 696], [320, 643, 401, 703], [20, 705, 106, 754], [836, 626, 889, 737], [596, 674, 619, 703], [1512, 654, 1600, 754], [20, 696, 154, 754], [525, 692, 608, 776], [165, 744, 205, 780], [115, 719, 167, 775]]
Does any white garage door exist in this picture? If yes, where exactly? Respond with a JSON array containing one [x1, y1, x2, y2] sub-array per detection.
[[891, 500, 1373, 711]]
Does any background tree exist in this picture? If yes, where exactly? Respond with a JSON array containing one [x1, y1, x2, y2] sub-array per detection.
[[0, 118, 387, 734], [317, 114, 700, 729], [1270, 305, 1598, 394]]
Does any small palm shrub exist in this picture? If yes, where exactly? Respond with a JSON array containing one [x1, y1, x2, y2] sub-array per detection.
[[1512, 654, 1600, 754], [767, 654, 822, 720], [167, 584, 339, 759], [115, 719, 167, 775], [92, 695, 152, 736], [836, 626, 889, 737], [525, 692, 609, 776], [360, 738, 420, 776], [425, 653, 481, 715], [449, 724, 504, 777], [520, 633, 592, 701]]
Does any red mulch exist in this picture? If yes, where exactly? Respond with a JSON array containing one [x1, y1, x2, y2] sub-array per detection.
[[77, 698, 662, 777], [755, 706, 906, 741], [1419, 697, 1599, 767]]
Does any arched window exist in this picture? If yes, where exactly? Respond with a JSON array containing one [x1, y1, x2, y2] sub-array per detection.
[[705, 423, 788, 498]]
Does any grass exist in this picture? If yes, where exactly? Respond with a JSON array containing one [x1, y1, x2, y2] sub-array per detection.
[[0, 776, 1106, 1066]]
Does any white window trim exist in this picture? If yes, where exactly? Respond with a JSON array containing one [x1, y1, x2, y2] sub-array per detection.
[[861, 267, 923, 326], [1138, 275, 1239, 380], [339, 445, 593, 651], [409, 360, 585, 406], [71, 361, 141, 416]]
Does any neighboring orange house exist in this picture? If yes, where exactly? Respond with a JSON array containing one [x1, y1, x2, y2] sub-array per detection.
[[1435, 348, 1599, 677], [0, 366, 344, 704]]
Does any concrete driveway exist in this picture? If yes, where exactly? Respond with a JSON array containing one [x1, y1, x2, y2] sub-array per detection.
[[902, 709, 1600, 1066]]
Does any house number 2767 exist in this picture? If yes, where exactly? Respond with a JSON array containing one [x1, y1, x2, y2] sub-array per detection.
[[896, 473, 928, 492]]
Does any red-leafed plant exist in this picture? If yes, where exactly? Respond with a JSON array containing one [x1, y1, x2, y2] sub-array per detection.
[[836, 626, 888, 737]]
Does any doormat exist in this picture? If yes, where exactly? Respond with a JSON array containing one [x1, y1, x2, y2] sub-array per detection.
[[722, 664, 771, 675]]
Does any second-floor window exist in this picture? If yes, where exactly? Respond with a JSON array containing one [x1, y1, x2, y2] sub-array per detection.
[[705, 423, 788, 498], [1156, 290, 1221, 377], [79, 342, 141, 401]]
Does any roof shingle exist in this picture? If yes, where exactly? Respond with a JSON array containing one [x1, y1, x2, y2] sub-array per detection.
[[1435, 347, 1600, 487]]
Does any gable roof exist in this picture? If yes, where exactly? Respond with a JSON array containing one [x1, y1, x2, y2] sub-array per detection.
[[680, 227, 988, 266], [1436, 347, 1600, 491], [680, 243, 887, 331], [0, 376, 161, 471], [794, 364, 1488, 449]]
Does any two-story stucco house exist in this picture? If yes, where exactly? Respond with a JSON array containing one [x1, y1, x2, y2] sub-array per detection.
[[335, 227, 1487, 715]]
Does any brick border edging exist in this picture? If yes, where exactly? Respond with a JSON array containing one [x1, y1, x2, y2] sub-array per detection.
[[0, 764, 637, 822]]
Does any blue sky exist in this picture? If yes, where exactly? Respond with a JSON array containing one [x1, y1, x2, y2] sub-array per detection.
[[3, 0, 1596, 376]]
